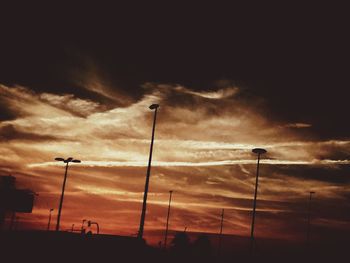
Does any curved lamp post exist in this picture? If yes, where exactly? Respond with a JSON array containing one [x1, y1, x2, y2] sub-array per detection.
[[55, 157, 81, 231], [88, 220, 100, 234], [138, 104, 159, 239], [250, 148, 267, 253]]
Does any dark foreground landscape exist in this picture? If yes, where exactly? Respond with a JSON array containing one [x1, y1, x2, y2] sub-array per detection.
[[1, 230, 348, 263]]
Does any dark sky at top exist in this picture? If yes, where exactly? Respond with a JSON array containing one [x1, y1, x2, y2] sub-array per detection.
[[1, 3, 349, 139]]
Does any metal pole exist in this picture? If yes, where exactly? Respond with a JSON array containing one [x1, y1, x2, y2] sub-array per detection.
[[250, 148, 266, 254], [164, 190, 173, 249], [251, 153, 261, 242], [218, 208, 225, 256], [306, 191, 315, 245], [56, 162, 69, 231], [138, 106, 158, 239], [47, 209, 53, 231]]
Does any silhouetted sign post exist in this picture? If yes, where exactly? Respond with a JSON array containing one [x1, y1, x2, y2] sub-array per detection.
[[0, 175, 35, 229]]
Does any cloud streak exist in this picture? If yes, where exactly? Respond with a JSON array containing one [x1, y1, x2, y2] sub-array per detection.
[[28, 159, 350, 168]]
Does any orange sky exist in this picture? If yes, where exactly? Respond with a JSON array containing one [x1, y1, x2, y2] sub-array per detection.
[[1, 82, 349, 244]]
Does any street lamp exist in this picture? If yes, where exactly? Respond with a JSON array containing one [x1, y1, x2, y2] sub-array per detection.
[[55, 157, 81, 231], [47, 208, 54, 231], [306, 191, 315, 245], [138, 104, 159, 239], [250, 148, 267, 253], [164, 190, 173, 249]]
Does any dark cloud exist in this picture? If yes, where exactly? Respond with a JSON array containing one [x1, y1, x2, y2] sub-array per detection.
[[1, 3, 349, 141], [0, 103, 17, 121], [0, 124, 58, 142], [269, 165, 350, 184]]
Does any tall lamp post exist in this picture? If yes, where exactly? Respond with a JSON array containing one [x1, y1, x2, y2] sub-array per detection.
[[55, 157, 81, 231], [47, 208, 54, 231], [138, 104, 159, 239], [250, 148, 267, 253], [306, 191, 315, 245], [163, 190, 173, 249]]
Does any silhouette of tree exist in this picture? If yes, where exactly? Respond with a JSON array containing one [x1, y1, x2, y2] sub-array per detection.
[[192, 234, 213, 261], [170, 231, 191, 259]]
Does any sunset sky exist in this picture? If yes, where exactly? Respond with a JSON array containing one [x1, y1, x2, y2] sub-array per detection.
[[1, 3, 349, 245]]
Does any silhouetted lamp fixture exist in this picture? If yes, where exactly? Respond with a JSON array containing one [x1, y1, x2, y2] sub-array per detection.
[[54, 157, 81, 231], [250, 148, 267, 252], [138, 103, 159, 239]]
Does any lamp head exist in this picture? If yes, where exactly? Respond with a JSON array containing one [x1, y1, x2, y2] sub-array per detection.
[[149, 104, 159, 110], [252, 148, 267, 155], [55, 157, 65, 162], [72, 159, 81, 163]]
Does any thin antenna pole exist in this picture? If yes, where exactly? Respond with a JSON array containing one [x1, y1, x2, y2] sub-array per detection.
[[306, 191, 315, 245], [164, 190, 173, 249], [218, 208, 225, 256]]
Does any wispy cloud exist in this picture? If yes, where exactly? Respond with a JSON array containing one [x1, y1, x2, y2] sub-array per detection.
[[28, 159, 350, 168], [284, 122, 312, 128], [174, 85, 239, 99]]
